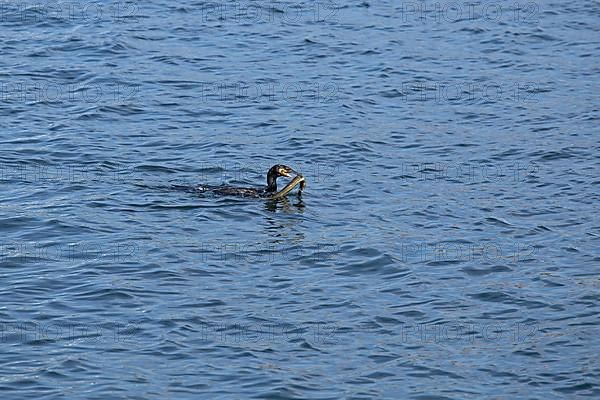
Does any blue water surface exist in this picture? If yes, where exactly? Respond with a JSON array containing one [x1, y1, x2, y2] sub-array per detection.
[[1, 1, 599, 398]]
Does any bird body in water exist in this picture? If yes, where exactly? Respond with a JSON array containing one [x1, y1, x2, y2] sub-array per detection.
[[191, 165, 304, 198]]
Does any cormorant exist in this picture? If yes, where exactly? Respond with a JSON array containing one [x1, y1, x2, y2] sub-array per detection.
[[194, 165, 304, 198]]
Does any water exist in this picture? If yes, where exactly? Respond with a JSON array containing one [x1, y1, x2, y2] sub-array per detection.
[[1, 1, 599, 398]]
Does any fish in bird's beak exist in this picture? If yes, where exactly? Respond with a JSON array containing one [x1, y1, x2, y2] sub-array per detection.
[[278, 167, 295, 178]]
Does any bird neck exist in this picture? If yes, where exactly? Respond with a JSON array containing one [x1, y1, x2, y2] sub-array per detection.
[[266, 173, 277, 192]]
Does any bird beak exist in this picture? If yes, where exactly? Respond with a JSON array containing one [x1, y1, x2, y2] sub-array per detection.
[[278, 168, 294, 178]]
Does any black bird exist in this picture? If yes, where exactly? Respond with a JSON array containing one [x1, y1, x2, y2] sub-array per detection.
[[195, 164, 298, 198]]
